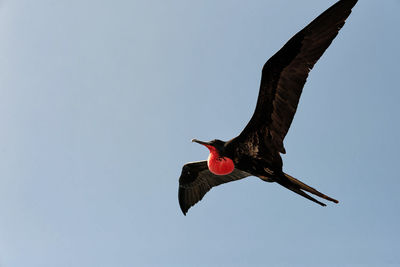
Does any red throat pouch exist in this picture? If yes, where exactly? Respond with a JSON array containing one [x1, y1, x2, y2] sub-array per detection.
[[207, 152, 234, 175]]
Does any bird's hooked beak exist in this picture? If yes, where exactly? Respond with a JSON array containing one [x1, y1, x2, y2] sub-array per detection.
[[191, 139, 209, 146], [191, 139, 214, 151]]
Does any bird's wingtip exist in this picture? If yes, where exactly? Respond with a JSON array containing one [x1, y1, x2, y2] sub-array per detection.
[[181, 209, 188, 216]]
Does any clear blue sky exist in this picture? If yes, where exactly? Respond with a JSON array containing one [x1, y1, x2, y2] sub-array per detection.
[[0, 0, 399, 266]]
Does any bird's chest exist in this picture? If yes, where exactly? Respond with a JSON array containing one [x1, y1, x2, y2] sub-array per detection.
[[207, 153, 235, 175]]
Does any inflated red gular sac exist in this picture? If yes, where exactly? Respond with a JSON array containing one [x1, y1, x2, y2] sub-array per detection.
[[191, 139, 234, 175]]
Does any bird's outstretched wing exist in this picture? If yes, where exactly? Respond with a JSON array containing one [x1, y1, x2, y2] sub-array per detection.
[[178, 161, 250, 215], [239, 0, 358, 154]]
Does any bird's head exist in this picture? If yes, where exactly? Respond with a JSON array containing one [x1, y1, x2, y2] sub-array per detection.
[[191, 138, 226, 155], [192, 138, 234, 175]]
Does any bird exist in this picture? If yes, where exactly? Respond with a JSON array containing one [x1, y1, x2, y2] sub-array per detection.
[[178, 0, 358, 215]]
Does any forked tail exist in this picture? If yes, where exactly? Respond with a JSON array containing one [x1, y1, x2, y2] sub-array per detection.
[[274, 172, 339, 206]]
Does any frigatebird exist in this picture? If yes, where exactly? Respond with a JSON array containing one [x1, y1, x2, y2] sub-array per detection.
[[178, 0, 358, 215]]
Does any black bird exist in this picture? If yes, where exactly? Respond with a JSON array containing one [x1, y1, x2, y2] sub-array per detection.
[[178, 0, 358, 215]]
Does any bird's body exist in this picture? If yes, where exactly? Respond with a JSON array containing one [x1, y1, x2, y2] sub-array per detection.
[[178, 0, 358, 215]]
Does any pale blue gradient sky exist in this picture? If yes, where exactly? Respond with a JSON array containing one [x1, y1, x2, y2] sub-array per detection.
[[0, 0, 399, 266]]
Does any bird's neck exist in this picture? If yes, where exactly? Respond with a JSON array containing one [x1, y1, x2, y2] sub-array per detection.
[[207, 149, 234, 175]]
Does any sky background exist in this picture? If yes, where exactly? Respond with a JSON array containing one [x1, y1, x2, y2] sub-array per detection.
[[0, 0, 399, 266]]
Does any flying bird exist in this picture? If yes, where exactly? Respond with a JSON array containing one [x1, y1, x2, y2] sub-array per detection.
[[178, 0, 358, 215]]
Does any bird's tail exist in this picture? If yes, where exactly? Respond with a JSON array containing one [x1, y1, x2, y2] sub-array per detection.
[[274, 172, 339, 206]]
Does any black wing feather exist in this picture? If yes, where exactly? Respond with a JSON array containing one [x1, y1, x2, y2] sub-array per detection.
[[178, 161, 250, 215], [240, 0, 358, 153]]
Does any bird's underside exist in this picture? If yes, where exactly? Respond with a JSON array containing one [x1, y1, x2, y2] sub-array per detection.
[[178, 0, 358, 215], [179, 161, 339, 215]]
